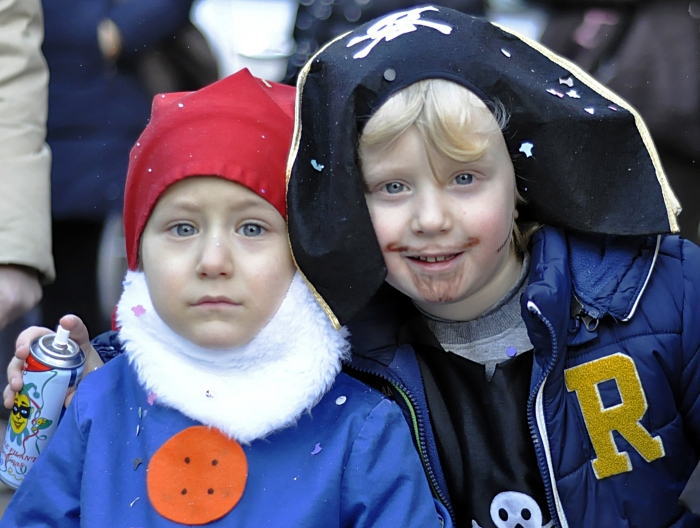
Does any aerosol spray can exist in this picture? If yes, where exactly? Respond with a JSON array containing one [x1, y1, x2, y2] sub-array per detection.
[[0, 326, 85, 489]]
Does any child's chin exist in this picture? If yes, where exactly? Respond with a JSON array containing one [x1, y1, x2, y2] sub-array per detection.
[[194, 337, 247, 351], [184, 328, 252, 351], [171, 317, 264, 350], [386, 275, 458, 305]]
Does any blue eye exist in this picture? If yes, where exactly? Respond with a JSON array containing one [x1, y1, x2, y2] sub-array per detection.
[[173, 224, 197, 236], [239, 224, 264, 237], [384, 182, 406, 194], [454, 173, 474, 185]]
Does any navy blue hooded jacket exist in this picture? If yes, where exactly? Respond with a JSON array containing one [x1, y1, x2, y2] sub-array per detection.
[[344, 227, 700, 527]]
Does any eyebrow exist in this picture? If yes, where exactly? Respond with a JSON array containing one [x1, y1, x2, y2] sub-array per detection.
[[166, 197, 270, 213]]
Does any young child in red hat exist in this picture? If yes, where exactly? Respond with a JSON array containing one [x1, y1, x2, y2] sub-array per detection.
[[0, 69, 445, 527]]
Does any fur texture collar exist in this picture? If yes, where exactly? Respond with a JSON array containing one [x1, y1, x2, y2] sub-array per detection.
[[116, 271, 350, 443]]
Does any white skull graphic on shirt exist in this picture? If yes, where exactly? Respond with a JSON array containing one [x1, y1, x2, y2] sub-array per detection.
[[472, 491, 554, 528]]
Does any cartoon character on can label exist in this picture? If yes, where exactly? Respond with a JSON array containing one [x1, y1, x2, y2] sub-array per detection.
[[14, 378, 56, 452], [9, 392, 32, 445], [1, 380, 56, 484]]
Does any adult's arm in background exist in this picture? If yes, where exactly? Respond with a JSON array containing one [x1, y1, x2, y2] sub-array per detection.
[[0, 0, 54, 331]]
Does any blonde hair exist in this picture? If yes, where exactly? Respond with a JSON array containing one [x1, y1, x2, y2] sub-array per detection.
[[359, 79, 538, 255], [360, 79, 508, 162]]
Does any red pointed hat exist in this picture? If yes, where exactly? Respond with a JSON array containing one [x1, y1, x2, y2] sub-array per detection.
[[123, 68, 295, 270]]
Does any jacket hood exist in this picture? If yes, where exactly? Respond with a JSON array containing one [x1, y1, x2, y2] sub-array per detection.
[[566, 231, 661, 322], [286, 5, 680, 327]]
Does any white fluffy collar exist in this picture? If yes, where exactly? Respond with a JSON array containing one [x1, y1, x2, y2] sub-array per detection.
[[116, 270, 350, 444]]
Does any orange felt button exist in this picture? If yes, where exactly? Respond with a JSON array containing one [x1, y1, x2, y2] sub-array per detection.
[[147, 426, 248, 525]]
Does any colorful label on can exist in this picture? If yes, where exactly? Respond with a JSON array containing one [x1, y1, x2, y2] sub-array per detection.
[[0, 356, 82, 489]]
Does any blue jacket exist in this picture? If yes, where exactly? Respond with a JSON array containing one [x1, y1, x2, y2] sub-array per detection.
[[42, 0, 192, 219], [1, 353, 446, 527], [345, 227, 700, 527]]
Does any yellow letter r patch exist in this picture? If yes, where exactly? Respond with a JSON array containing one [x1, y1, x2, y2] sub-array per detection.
[[565, 353, 665, 479]]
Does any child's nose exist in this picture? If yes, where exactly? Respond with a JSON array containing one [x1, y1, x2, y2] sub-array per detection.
[[412, 190, 452, 235], [196, 235, 234, 277]]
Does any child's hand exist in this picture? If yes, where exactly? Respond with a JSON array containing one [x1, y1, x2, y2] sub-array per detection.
[[3, 314, 104, 409]]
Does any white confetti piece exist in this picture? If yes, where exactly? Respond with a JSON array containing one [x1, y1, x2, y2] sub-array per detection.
[[559, 76, 574, 87], [519, 142, 534, 158]]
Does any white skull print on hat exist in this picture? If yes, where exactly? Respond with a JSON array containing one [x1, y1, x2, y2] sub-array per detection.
[[346, 6, 452, 59]]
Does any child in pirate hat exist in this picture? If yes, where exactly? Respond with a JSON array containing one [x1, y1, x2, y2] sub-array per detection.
[[285, 6, 700, 528], [1, 70, 445, 527]]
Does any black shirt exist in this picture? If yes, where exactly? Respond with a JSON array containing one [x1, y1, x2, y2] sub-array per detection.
[[406, 317, 550, 528]]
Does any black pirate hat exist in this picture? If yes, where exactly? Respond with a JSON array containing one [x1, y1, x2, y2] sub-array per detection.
[[287, 5, 680, 327]]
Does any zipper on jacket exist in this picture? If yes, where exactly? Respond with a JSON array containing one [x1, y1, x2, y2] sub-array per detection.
[[526, 301, 569, 528], [345, 364, 455, 523], [570, 297, 599, 332]]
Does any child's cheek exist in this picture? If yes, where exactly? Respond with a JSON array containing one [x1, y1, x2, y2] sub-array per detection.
[[382, 252, 412, 294]]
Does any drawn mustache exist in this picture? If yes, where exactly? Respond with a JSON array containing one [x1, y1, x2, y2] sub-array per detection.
[[384, 238, 479, 254]]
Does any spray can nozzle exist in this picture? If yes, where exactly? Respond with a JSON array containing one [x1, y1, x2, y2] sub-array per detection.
[[52, 325, 71, 350]]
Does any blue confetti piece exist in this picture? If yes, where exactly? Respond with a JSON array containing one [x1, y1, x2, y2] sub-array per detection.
[[311, 159, 324, 172], [506, 347, 517, 358], [311, 443, 322, 455]]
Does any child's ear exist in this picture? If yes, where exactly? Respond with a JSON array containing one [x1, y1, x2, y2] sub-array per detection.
[[514, 208, 519, 220]]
